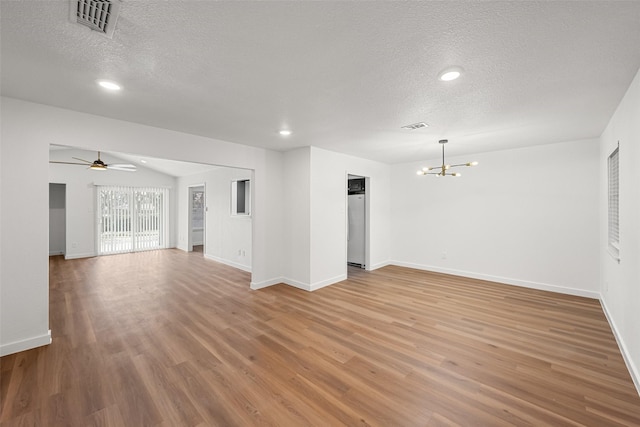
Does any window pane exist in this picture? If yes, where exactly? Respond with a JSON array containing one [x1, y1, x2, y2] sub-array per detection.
[[608, 147, 619, 254], [98, 186, 168, 255]]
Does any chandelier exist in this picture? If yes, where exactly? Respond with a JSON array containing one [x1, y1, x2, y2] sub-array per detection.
[[417, 139, 478, 177]]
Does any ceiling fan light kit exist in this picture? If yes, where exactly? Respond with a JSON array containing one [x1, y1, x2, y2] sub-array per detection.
[[417, 139, 478, 177], [89, 159, 107, 170]]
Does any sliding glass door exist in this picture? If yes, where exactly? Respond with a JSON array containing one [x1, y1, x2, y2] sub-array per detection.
[[97, 186, 169, 255]]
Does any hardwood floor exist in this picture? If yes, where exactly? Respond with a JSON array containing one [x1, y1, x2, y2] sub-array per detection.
[[1, 250, 639, 426]]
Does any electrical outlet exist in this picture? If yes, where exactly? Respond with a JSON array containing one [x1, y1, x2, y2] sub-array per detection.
[[441, 251, 447, 260]]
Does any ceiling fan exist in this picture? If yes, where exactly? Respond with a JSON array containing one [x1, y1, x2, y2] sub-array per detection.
[[49, 151, 136, 172]]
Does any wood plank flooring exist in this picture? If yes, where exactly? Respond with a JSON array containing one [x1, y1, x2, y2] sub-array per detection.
[[1, 249, 639, 426]]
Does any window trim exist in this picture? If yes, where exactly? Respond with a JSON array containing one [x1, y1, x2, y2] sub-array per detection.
[[231, 179, 251, 217], [607, 144, 620, 262]]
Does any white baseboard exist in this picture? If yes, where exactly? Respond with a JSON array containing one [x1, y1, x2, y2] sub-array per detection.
[[250, 277, 285, 290], [49, 251, 64, 256], [0, 330, 51, 357], [600, 298, 640, 396], [279, 274, 348, 292], [250, 277, 311, 292], [282, 278, 312, 291], [309, 274, 347, 291], [250, 274, 347, 292], [203, 254, 251, 273], [389, 261, 600, 299], [64, 252, 96, 260], [368, 260, 391, 271]]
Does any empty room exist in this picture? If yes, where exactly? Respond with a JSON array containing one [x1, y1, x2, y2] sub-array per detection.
[[1, 1, 640, 426]]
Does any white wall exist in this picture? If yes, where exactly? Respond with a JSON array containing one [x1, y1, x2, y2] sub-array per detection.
[[308, 147, 391, 290], [0, 96, 284, 355], [49, 183, 66, 256], [599, 67, 640, 392], [391, 139, 600, 298], [281, 147, 311, 288], [177, 167, 252, 272], [279, 146, 392, 291], [1, 103, 51, 355], [49, 148, 177, 259]]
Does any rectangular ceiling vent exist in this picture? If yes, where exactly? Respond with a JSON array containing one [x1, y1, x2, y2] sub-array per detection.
[[401, 122, 429, 130], [70, 0, 121, 39]]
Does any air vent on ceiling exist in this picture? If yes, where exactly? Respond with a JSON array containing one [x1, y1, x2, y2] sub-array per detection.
[[70, 0, 121, 39], [401, 122, 429, 130]]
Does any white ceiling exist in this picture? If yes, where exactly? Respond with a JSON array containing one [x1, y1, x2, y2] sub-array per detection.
[[3, 1, 640, 163], [113, 152, 222, 177]]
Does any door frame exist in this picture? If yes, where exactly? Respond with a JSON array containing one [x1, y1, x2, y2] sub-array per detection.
[[346, 173, 371, 272], [187, 184, 206, 253], [49, 182, 67, 257]]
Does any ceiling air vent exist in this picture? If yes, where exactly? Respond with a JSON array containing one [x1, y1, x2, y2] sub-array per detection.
[[70, 0, 121, 39], [401, 122, 429, 130]]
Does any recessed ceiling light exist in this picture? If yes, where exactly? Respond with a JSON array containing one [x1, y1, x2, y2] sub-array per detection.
[[279, 130, 292, 136], [140, 159, 147, 164], [97, 80, 122, 91], [438, 67, 463, 82]]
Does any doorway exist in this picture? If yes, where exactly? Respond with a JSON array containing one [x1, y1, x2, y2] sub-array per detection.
[[97, 186, 169, 255], [49, 183, 66, 256], [188, 185, 205, 253], [347, 174, 369, 270]]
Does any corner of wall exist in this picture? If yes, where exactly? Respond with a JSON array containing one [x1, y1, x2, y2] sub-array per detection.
[[600, 298, 640, 395], [596, 65, 640, 398]]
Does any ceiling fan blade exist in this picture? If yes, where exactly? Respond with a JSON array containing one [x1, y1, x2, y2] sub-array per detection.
[[49, 161, 89, 166], [107, 164, 137, 172], [71, 157, 93, 164]]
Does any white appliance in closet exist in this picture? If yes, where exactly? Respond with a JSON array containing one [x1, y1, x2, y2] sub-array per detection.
[[347, 193, 365, 267]]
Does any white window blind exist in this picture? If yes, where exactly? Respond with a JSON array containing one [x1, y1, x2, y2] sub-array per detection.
[[97, 186, 169, 255], [608, 146, 619, 257]]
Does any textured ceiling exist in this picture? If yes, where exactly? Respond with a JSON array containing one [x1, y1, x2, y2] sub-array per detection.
[[3, 1, 640, 163]]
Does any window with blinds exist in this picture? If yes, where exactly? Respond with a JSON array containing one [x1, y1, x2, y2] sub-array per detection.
[[97, 186, 169, 255], [608, 146, 619, 259]]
